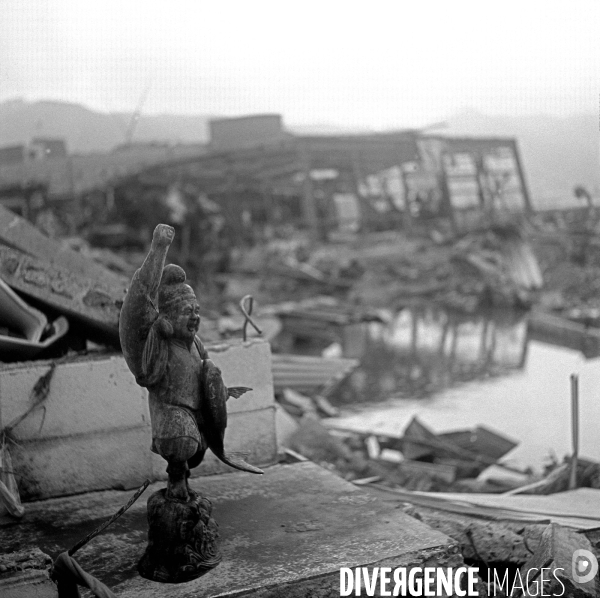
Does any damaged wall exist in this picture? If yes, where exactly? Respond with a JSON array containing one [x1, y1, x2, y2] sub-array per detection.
[[0, 338, 277, 501]]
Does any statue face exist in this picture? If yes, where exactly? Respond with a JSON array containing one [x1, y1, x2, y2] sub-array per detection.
[[170, 299, 201, 341]]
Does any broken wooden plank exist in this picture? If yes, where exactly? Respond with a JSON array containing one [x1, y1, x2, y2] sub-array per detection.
[[439, 425, 518, 461], [401, 416, 516, 471], [399, 459, 457, 484], [506, 460, 600, 496], [373, 486, 600, 530], [401, 416, 442, 460]]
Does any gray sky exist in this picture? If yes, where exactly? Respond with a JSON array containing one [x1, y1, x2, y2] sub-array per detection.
[[1, 0, 598, 129]]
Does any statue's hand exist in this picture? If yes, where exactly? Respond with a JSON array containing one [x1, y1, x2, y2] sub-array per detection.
[[152, 224, 175, 248], [227, 386, 252, 399]]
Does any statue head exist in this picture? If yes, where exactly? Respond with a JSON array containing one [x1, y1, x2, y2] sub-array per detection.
[[158, 264, 201, 343]]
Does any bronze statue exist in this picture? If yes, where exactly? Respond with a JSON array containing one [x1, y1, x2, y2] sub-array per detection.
[[119, 223, 262, 583]]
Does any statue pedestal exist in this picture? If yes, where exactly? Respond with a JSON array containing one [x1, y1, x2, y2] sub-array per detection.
[[138, 489, 222, 583]]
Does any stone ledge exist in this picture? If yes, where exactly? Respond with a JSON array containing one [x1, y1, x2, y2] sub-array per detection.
[[11, 425, 152, 500], [0, 339, 274, 442], [2, 337, 277, 500], [2, 462, 460, 598], [1, 356, 148, 440]]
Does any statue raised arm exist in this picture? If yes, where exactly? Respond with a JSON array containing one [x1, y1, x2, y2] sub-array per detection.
[[120, 223, 261, 500], [119, 223, 262, 583]]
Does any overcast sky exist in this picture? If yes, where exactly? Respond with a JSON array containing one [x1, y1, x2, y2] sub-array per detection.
[[1, 0, 598, 129]]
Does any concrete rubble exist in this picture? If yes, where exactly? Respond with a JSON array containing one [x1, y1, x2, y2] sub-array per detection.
[[2, 185, 600, 596], [0, 205, 127, 351]]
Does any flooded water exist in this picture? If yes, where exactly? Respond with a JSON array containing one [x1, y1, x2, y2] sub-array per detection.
[[277, 307, 600, 472]]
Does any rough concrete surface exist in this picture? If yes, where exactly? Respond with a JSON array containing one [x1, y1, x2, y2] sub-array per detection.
[[0, 244, 122, 337], [402, 504, 547, 564], [0, 356, 148, 439], [0, 203, 127, 292], [1, 462, 459, 598], [206, 339, 276, 415], [0, 548, 57, 598], [1, 339, 278, 499]]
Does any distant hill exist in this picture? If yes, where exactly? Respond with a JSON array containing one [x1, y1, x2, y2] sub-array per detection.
[[0, 99, 213, 153], [0, 99, 596, 208]]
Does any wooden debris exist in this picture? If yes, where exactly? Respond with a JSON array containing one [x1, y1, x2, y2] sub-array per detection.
[[506, 459, 600, 496], [287, 417, 368, 477], [401, 416, 520, 473], [365, 436, 380, 460], [278, 388, 318, 417], [373, 485, 600, 530], [352, 476, 381, 485], [439, 425, 518, 462], [282, 448, 309, 463], [399, 460, 457, 484], [311, 394, 340, 417]]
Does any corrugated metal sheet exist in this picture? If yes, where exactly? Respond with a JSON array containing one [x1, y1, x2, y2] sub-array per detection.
[[271, 353, 359, 394]]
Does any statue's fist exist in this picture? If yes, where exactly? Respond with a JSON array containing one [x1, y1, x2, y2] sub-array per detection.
[[152, 224, 175, 248]]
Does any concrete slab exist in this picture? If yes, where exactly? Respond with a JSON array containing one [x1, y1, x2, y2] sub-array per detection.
[[12, 425, 152, 500], [207, 339, 275, 414], [1, 340, 272, 438], [1, 339, 278, 499], [1, 462, 460, 598], [0, 548, 57, 598], [0, 204, 128, 292], [0, 245, 122, 340], [0, 355, 149, 439]]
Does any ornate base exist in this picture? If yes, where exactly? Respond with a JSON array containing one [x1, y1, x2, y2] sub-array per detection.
[[138, 488, 222, 583]]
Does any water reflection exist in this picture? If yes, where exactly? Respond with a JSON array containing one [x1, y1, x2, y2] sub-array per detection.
[[276, 307, 529, 405], [275, 305, 600, 469]]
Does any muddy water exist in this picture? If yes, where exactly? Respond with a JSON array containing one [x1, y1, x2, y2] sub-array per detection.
[[279, 308, 600, 472]]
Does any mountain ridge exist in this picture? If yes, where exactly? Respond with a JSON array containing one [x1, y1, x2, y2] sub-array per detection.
[[0, 99, 597, 207]]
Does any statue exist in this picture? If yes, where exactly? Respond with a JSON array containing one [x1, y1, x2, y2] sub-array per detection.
[[119, 223, 263, 583]]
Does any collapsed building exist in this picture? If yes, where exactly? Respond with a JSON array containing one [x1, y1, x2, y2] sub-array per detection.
[[0, 114, 531, 244]]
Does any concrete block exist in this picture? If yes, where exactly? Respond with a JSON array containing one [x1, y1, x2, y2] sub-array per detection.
[[0, 571, 57, 598], [0, 204, 127, 291], [0, 355, 150, 440], [1, 462, 461, 598], [151, 406, 277, 479], [1, 338, 276, 498], [1, 339, 274, 441], [0, 245, 122, 340], [11, 426, 152, 500], [206, 339, 275, 414]]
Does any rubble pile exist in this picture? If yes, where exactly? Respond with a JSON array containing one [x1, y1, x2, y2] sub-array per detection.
[[0, 205, 129, 362], [224, 226, 542, 315], [531, 208, 600, 321]]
